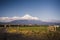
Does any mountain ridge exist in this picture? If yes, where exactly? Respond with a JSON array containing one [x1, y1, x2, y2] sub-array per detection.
[[0, 19, 60, 25]]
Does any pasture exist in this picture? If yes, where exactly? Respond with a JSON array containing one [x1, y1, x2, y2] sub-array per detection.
[[0, 25, 60, 40], [6, 27, 48, 33]]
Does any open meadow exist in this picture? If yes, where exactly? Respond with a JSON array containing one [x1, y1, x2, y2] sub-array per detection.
[[0, 25, 60, 40]]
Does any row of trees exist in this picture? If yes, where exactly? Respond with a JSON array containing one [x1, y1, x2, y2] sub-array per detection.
[[0, 24, 49, 27]]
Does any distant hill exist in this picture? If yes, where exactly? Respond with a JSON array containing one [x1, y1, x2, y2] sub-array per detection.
[[0, 14, 60, 25], [0, 19, 60, 25]]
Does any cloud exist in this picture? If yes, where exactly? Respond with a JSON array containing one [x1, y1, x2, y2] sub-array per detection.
[[0, 14, 39, 22], [0, 17, 13, 22]]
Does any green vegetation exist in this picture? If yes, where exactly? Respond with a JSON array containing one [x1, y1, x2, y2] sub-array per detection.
[[6, 27, 47, 33], [0, 25, 60, 40]]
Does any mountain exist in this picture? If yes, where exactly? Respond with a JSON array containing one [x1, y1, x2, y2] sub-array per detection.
[[0, 19, 60, 25], [7, 20, 44, 25], [0, 14, 60, 25]]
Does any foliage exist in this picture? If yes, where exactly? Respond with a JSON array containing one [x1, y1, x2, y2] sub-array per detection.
[[0, 26, 60, 40]]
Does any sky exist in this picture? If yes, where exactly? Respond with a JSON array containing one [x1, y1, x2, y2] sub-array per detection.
[[0, 0, 60, 22]]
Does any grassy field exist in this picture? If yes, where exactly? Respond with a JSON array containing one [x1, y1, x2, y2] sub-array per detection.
[[6, 27, 48, 33], [0, 26, 60, 40]]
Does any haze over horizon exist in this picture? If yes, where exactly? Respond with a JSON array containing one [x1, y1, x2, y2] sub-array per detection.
[[0, 0, 60, 22]]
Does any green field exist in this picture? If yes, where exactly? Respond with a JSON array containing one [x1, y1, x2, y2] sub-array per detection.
[[6, 27, 48, 34], [0, 26, 60, 40], [5, 26, 60, 40]]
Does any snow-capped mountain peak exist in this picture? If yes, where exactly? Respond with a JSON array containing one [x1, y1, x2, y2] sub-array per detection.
[[0, 14, 39, 22], [22, 14, 39, 20]]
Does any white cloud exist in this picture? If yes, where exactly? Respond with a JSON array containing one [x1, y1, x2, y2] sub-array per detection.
[[0, 17, 12, 22], [0, 14, 39, 22]]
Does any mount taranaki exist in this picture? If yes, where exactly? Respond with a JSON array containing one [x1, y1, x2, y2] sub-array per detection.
[[0, 19, 60, 25]]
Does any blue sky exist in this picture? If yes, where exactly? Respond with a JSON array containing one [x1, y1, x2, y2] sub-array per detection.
[[0, 0, 60, 21]]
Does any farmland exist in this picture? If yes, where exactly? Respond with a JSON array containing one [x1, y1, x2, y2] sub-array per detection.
[[0, 25, 60, 40], [7, 27, 47, 33]]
